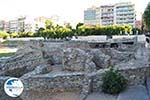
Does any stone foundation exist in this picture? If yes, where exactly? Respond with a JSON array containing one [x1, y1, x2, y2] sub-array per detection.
[[0, 40, 150, 100]]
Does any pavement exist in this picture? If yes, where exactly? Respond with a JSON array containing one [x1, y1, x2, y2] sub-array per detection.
[[86, 93, 117, 100], [86, 85, 150, 100], [117, 85, 149, 100]]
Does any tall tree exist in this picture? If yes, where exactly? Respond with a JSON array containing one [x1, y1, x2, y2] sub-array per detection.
[[143, 2, 150, 31], [45, 20, 54, 29]]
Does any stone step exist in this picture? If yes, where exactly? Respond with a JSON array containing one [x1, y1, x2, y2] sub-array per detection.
[[117, 85, 149, 100], [86, 93, 117, 100]]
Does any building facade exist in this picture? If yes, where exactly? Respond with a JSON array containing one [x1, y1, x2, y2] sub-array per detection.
[[101, 5, 115, 25], [115, 2, 136, 27], [0, 20, 5, 31], [84, 2, 136, 27], [9, 19, 18, 32], [0, 16, 50, 33], [84, 7, 101, 25]]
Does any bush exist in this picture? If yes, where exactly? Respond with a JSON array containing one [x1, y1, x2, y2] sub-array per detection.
[[0, 31, 9, 39], [10, 32, 18, 38], [77, 24, 132, 36], [102, 68, 127, 94]]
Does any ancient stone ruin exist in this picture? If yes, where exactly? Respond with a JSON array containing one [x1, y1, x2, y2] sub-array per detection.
[[0, 38, 150, 100]]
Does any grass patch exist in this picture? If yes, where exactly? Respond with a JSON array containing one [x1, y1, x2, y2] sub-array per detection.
[[0, 52, 15, 57], [2, 40, 18, 45]]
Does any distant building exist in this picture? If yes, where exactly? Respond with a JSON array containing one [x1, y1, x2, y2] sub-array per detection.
[[84, 6, 101, 25], [115, 2, 136, 27], [84, 2, 136, 27], [18, 17, 26, 32], [0, 20, 5, 31], [9, 19, 18, 33], [101, 5, 114, 25], [34, 16, 51, 32], [0, 15, 60, 33]]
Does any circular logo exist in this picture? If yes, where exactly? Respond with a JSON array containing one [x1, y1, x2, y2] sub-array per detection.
[[4, 78, 24, 97]]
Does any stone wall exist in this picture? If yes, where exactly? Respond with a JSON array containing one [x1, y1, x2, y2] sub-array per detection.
[[0, 40, 150, 100], [91, 65, 150, 92], [21, 72, 91, 99]]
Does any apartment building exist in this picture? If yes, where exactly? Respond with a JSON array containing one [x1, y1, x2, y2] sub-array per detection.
[[34, 16, 49, 31], [115, 2, 136, 27], [18, 17, 26, 32], [0, 16, 47, 33], [84, 2, 136, 27], [84, 6, 101, 25], [101, 5, 114, 25], [9, 19, 18, 32], [0, 20, 5, 31]]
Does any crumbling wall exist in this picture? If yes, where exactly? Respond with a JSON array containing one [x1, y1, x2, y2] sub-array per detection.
[[0, 40, 150, 100]]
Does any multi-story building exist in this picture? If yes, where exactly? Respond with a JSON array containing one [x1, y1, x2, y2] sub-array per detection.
[[4, 22, 10, 32], [9, 19, 18, 33], [101, 5, 114, 25], [84, 6, 101, 25], [84, 2, 136, 27], [0, 15, 60, 33], [1, 16, 36, 33], [18, 17, 26, 32], [115, 2, 136, 27], [0, 20, 5, 31], [34, 16, 51, 32]]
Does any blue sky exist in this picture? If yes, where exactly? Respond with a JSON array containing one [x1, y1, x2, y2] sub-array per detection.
[[0, 0, 149, 25]]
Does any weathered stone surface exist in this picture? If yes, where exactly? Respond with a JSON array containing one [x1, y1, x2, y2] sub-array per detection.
[[0, 41, 150, 100], [117, 85, 149, 100], [63, 48, 96, 72], [88, 49, 110, 69], [42, 48, 63, 65], [21, 64, 52, 78], [108, 49, 134, 65], [21, 72, 90, 99], [115, 59, 150, 85]]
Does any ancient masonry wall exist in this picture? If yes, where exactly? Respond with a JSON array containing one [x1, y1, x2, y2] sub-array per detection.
[[0, 40, 150, 99]]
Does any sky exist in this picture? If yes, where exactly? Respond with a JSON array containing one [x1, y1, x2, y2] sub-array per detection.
[[0, 0, 149, 25]]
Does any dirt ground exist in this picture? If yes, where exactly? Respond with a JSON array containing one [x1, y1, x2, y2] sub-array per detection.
[[0, 47, 17, 53], [21, 90, 83, 100]]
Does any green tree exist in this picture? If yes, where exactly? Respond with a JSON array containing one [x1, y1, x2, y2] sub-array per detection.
[[143, 2, 150, 31], [76, 23, 84, 35], [10, 32, 18, 38], [0, 31, 9, 39], [36, 27, 45, 37], [45, 20, 54, 29], [76, 23, 84, 30]]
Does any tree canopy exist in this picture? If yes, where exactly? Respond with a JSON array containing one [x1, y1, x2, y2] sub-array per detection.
[[143, 2, 150, 31], [36, 20, 133, 39]]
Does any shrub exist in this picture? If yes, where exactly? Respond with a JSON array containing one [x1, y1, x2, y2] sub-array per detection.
[[10, 32, 18, 38], [102, 68, 127, 94], [0, 31, 9, 39]]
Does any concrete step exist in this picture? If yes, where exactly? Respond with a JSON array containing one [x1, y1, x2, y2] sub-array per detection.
[[117, 85, 149, 100]]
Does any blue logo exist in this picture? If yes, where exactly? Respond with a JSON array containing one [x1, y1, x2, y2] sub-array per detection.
[[4, 78, 24, 97]]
